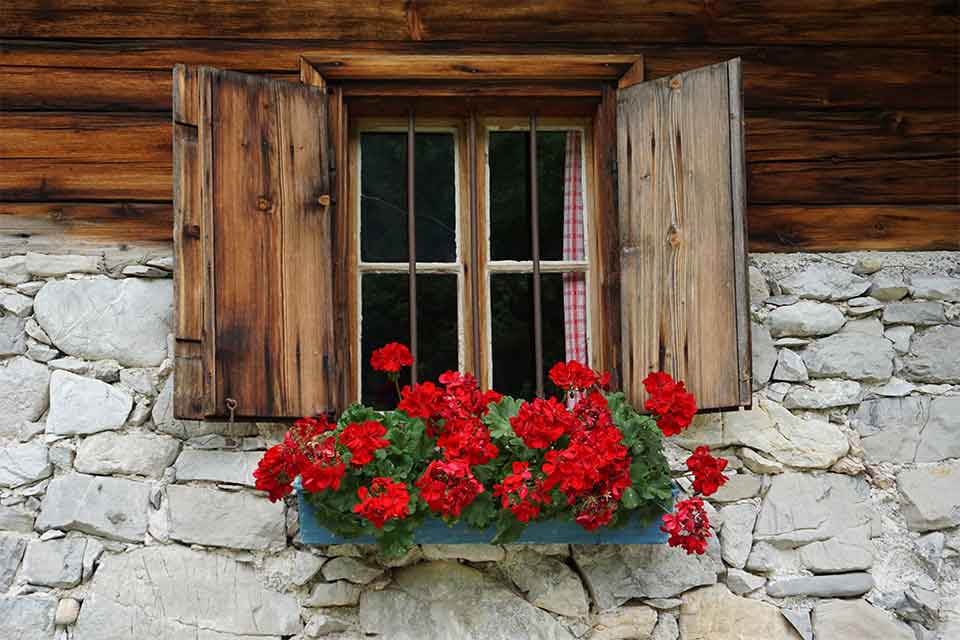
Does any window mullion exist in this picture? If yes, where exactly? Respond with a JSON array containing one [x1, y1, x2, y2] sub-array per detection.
[[407, 109, 418, 384], [529, 114, 544, 398]]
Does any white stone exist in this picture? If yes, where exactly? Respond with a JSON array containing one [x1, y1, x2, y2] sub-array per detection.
[[422, 543, 505, 562], [869, 270, 909, 301], [725, 569, 765, 595], [739, 447, 783, 474], [898, 461, 960, 531], [572, 543, 720, 610], [46, 370, 133, 435], [768, 301, 845, 338], [0, 504, 36, 533], [710, 473, 762, 502], [0, 254, 30, 285], [0, 314, 26, 356], [48, 356, 121, 382], [37, 472, 149, 542], [838, 316, 884, 335], [16, 281, 44, 296], [501, 548, 589, 617], [173, 449, 260, 486], [0, 288, 34, 316], [0, 442, 51, 488], [75, 431, 180, 477], [774, 337, 810, 347], [679, 584, 800, 640], [780, 264, 870, 301], [910, 274, 960, 301], [885, 324, 914, 353], [851, 396, 960, 463], [766, 573, 874, 598], [781, 609, 813, 640], [749, 266, 769, 305], [0, 356, 50, 438], [359, 561, 574, 640], [122, 264, 169, 278], [0, 534, 26, 591], [883, 301, 946, 325], [75, 544, 301, 638], [591, 606, 658, 640], [772, 348, 807, 382], [752, 323, 777, 387], [719, 502, 758, 569], [118, 367, 162, 395], [783, 379, 862, 409], [802, 333, 894, 381], [650, 612, 679, 640], [871, 376, 915, 397], [321, 556, 385, 585], [21, 537, 86, 588], [260, 548, 325, 590], [0, 595, 57, 640], [798, 536, 875, 573], [54, 598, 80, 626], [145, 255, 174, 271], [26, 252, 102, 276], [166, 484, 285, 551], [306, 580, 363, 607], [25, 341, 58, 362], [902, 325, 960, 383], [33, 277, 172, 367], [812, 599, 913, 640]]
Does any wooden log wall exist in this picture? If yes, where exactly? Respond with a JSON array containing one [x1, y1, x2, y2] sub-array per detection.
[[0, 1, 957, 261]]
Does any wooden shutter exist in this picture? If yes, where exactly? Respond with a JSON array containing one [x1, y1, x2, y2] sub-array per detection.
[[172, 65, 341, 419], [617, 58, 751, 412]]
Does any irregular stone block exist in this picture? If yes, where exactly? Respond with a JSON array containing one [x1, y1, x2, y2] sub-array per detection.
[[501, 548, 589, 617], [0, 356, 50, 438], [33, 277, 172, 367], [321, 556, 385, 585], [802, 333, 894, 381], [752, 322, 777, 387], [679, 584, 799, 640], [0, 254, 30, 285], [766, 573, 874, 598], [0, 289, 34, 317], [725, 568, 765, 595], [359, 561, 574, 640], [166, 484, 285, 551], [0, 314, 26, 356], [783, 379, 862, 409], [75, 431, 180, 478], [909, 274, 960, 301], [902, 325, 960, 383], [869, 270, 909, 301], [74, 544, 301, 637], [45, 370, 133, 436], [37, 473, 149, 543], [772, 348, 807, 382], [885, 325, 914, 353], [882, 301, 946, 325], [0, 595, 57, 640], [592, 606, 657, 640], [779, 264, 870, 301], [898, 461, 960, 531], [54, 597, 81, 626], [25, 252, 102, 276], [572, 543, 720, 610], [0, 442, 51, 488], [719, 502, 758, 569], [421, 543, 505, 562], [767, 301, 845, 338], [812, 599, 913, 640], [0, 504, 36, 533], [21, 537, 86, 588], [749, 266, 769, 305], [173, 449, 260, 486], [709, 473, 762, 503], [306, 580, 363, 607], [0, 534, 27, 591]]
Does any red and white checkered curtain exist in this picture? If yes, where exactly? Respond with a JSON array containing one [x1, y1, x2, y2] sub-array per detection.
[[562, 131, 588, 365]]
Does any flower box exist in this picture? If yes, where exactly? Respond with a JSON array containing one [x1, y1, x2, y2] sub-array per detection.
[[296, 481, 675, 545]]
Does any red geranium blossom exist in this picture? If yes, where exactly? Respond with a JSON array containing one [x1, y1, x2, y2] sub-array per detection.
[[574, 495, 618, 531], [398, 381, 443, 419], [416, 459, 483, 518], [340, 420, 390, 467], [510, 397, 573, 448], [254, 415, 338, 501], [642, 371, 698, 437], [548, 360, 600, 391], [300, 436, 346, 492], [661, 497, 712, 555], [493, 461, 551, 522], [686, 446, 728, 497], [253, 445, 300, 502], [436, 417, 499, 466], [353, 477, 411, 528], [542, 422, 632, 506], [370, 342, 413, 373]]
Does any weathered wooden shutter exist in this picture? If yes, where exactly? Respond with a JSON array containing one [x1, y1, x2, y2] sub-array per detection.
[[617, 58, 751, 412], [172, 65, 341, 419]]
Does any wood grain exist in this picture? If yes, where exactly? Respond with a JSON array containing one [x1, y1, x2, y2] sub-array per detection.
[[198, 67, 337, 419], [2, 1, 954, 46], [618, 59, 749, 412]]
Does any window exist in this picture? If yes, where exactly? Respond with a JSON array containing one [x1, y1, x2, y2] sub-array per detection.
[[171, 53, 751, 421], [352, 116, 596, 406]]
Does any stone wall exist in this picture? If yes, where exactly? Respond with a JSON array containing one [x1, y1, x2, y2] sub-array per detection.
[[0, 249, 958, 640]]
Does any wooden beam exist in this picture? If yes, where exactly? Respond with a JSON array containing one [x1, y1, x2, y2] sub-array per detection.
[[1, 1, 954, 46]]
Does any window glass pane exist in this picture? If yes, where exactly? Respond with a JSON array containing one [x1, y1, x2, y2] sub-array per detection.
[[361, 274, 459, 408], [488, 130, 583, 262], [490, 273, 535, 398], [360, 132, 456, 263]]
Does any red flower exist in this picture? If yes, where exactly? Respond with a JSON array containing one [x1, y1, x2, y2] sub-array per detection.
[[686, 446, 728, 497], [437, 417, 499, 465], [415, 459, 483, 518], [300, 436, 346, 492], [574, 496, 618, 531], [340, 420, 389, 467], [642, 371, 698, 437], [353, 477, 411, 528], [370, 342, 413, 373], [493, 461, 551, 523], [548, 360, 600, 391], [510, 397, 573, 449], [399, 381, 443, 419], [661, 497, 712, 555], [253, 445, 300, 502], [542, 422, 631, 505]]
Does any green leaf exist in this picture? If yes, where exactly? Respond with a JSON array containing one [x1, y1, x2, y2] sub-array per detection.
[[491, 510, 527, 544], [483, 396, 522, 440], [621, 487, 641, 509], [462, 492, 497, 530]]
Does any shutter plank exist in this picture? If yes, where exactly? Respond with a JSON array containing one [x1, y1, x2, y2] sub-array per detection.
[[199, 67, 335, 418], [618, 59, 750, 411]]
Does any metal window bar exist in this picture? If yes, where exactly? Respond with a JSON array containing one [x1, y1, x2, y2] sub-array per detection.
[[469, 112, 483, 378], [529, 114, 544, 397], [407, 109, 418, 383]]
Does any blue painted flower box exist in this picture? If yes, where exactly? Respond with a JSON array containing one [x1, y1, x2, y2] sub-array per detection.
[[296, 483, 673, 545]]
